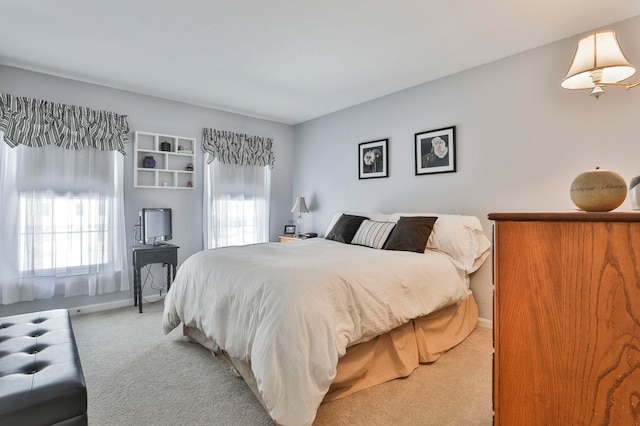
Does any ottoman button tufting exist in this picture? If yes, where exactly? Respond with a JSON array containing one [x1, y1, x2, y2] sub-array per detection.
[[0, 309, 87, 425]]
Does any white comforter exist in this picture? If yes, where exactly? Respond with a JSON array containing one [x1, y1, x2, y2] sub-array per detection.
[[162, 238, 470, 426]]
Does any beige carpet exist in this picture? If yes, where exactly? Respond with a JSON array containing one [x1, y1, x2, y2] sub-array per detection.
[[71, 300, 492, 425]]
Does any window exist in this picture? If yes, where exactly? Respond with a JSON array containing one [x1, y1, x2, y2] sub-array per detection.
[[18, 195, 110, 272], [0, 95, 131, 305], [204, 160, 271, 249], [0, 142, 129, 304], [213, 198, 266, 247], [201, 128, 274, 249]]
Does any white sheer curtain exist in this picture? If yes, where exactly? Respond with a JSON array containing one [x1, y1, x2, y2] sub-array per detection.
[[204, 159, 271, 248], [0, 142, 129, 305]]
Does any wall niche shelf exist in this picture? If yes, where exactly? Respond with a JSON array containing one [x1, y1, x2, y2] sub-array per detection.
[[134, 131, 196, 189]]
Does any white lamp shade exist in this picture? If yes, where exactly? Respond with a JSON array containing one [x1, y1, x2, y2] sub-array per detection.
[[291, 196, 309, 214], [562, 30, 636, 89]]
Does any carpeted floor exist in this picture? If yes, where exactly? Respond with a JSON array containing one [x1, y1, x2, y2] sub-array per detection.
[[71, 300, 492, 425]]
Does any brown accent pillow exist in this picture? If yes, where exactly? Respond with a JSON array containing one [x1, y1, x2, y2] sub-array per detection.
[[383, 216, 438, 253], [325, 214, 368, 244]]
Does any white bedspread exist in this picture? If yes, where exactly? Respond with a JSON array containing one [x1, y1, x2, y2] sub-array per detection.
[[162, 238, 470, 426]]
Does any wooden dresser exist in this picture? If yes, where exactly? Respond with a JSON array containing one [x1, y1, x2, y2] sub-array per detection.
[[488, 212, 640, 426]]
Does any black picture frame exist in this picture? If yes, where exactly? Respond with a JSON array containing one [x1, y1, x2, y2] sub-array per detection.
[[358, 138, 389, 179], [415, 126, 456, 175], [283, 225, 296, 235]]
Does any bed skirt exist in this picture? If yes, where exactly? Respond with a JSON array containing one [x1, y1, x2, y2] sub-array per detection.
[[183, 293, 478, 409]]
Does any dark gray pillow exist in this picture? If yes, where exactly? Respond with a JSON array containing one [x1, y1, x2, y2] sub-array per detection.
[[325, 214, 368, 244], [383, 216, 438, 253]]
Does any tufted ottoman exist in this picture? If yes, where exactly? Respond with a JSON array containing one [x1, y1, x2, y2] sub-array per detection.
[[0, 309, 87, 425]]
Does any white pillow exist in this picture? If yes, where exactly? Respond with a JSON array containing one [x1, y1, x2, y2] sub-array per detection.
[[386, 213, 491, 273], [351, 220, 396, 249]]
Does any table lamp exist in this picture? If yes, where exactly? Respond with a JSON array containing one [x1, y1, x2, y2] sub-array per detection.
[[291, 196, 309, 235]]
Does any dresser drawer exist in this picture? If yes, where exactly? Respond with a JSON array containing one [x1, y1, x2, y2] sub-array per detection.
[[489, 212, 640, 425]]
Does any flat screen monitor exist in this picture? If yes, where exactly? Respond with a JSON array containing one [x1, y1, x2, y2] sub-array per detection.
[[140, 208, 172, 245]]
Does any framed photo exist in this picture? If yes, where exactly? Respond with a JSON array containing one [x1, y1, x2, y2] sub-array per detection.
[[415, 126, 456, 175], [283, 225, 296, 235], [359, 138, 389, 179]]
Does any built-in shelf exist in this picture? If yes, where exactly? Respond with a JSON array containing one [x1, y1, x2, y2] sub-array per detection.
[[134, 131, 195, 189]]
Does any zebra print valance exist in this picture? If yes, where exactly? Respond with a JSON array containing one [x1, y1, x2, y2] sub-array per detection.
[[0, 93, 130, 154], [203, 128, 275, 168]]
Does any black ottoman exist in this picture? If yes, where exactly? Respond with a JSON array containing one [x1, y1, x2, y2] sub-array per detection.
[[0, 309, 87, 426]]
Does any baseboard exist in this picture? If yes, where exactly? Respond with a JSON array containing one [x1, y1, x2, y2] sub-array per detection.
[[477, 317, 493, 329], [69, 294, 165, 316]]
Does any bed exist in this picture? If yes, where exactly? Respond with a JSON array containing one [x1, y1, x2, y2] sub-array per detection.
[[162, 212, 490, 426]]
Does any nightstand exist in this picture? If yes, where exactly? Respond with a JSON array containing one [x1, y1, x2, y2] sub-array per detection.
[[131, 244, 179, 313], [278, 235, 308, 243]]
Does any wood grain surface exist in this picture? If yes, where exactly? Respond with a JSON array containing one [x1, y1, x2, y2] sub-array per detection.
[[492, 217, 640, 425]]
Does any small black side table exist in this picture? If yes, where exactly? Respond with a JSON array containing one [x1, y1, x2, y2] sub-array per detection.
[[132, 244, 179, 313]]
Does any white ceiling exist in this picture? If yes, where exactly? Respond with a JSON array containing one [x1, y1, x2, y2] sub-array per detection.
[[1, 1, 640, 124]]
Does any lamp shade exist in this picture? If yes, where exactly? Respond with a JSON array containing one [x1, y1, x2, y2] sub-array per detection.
[[291, 196, 309, 214], [562, 30, 636, 89]]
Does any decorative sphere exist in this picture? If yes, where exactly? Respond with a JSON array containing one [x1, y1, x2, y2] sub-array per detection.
[[570, 167, 627, 212]]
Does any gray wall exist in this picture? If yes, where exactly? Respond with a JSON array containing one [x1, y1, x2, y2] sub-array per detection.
[[292, 16, 640, 322], [0, 65, 294, 316]]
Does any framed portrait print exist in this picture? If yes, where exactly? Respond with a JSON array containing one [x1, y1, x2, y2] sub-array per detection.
[[283, 225, 296, 235], [359, 138, 389, 179], [415, 126, 456, 175]]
